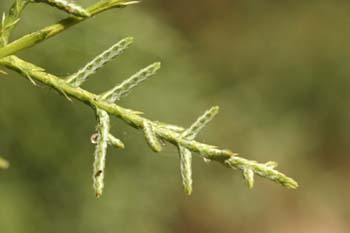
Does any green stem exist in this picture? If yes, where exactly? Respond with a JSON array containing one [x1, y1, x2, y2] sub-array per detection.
[[0, 0, 30, 47], [0, 55, 298, 189], [0, 0, 139, 58], [0, 55, 228, 156]]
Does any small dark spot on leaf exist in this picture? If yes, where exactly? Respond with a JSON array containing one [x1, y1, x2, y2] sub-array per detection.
[[95, 170, 103, 177]]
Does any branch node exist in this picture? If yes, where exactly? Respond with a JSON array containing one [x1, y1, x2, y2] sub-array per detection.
[[143, 120, 162, 153], [243, 168, 255, 189], [183, 106, 219, 140]]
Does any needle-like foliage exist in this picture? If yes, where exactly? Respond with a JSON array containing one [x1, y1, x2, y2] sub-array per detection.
[[37, 0, 90, 17], [0, 0, 298, 198], [66, 37, 133, 87]]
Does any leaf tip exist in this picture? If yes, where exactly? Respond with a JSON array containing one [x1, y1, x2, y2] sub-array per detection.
[[286, 178, 299, 190], [152, 62, 161, 71], [212, 105, 220, 113], [95, 192, 102, 199], [120, 1, 142, 6], [184, 187, 193, 196], [265, 161, 278, 169], [243, 168, 254, 189], [122, 36, 134, 46]]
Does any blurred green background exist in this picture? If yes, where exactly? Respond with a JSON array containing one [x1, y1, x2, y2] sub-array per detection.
[[0, 0, 349, 232]]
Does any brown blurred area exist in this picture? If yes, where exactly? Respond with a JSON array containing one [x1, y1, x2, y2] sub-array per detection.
[[0, 0, 349, 233]]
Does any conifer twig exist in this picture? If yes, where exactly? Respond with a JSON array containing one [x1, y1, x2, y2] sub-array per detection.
[[93, 108, 110, 198], [0, 0, 30, 46], [37, 0, 90, 17], [100, 62, 161, 102], [66, 37, 134, 87], [0, 0, 298, 198], [0, 55, 298, 196], [0, 0, 139, 58]]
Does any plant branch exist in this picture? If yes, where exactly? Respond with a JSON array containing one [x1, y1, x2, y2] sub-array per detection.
[[0, 0, 30, 47], [0, 55, 298, 191], [0, 0, 139, 58], [0, 0, 298, 197]]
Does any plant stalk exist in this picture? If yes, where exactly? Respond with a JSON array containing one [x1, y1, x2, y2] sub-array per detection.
[[0, 0, 138, 58]]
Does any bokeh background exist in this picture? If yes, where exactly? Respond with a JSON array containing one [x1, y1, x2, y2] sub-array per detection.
[[0, 0, 349, 232]]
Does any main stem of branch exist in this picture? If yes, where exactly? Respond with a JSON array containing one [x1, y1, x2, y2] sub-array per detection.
[[0, 55, 232, 161], [0, 0, 298, 190]]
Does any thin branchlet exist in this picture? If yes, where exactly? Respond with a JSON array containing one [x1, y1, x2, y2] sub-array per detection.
[[1, 55, 299, 194], [0, 0, 139, 59], [143, 120, 162, 153], [157, 123, 185, 133], [178, 146, 193, 195], [243, 168, 254, 189], [175, 106, 219, 194], [0, 0, 298, 198], [37, 0, 90, 17], [108, 134, 125, 149], [66, 37, 133, 87], [93, 109, 110, 198], [0, 0, 30, 46], [91, 132, 125, 149], [118, 1, 140, 6], [100, 62, 161, 102], [226, 156, 298, 189], [265, 161, 278, 168], [183, 106, 219, 140]]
